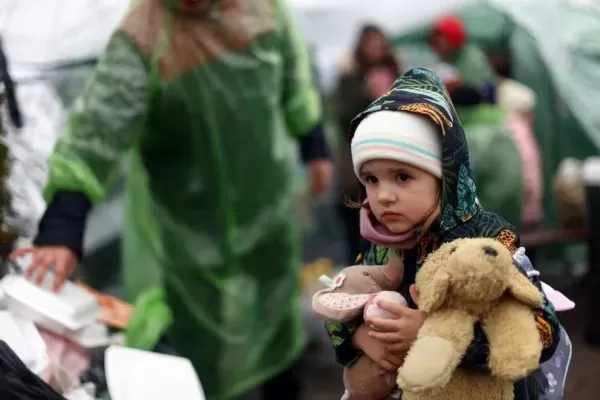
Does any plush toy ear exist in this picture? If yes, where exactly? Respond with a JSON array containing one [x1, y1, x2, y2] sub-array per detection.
[[312, 289, 371, 322], [417, 270, 450, 313], [507, 267, 544, 308]]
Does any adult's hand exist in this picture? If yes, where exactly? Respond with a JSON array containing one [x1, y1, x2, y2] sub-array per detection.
[[9, 246, 78, 292]]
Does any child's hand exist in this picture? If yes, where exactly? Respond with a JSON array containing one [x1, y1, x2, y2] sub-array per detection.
[[352, 324, 404, 372], [367, 285, 425, 353]]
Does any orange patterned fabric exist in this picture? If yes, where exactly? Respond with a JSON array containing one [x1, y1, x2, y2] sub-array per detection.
[[535, 311, 554, 349], [496, 229, 518, 253]]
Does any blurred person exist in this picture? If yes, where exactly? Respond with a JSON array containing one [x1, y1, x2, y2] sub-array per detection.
[[428, 15, 498, 109], [430, 15, 496, 87], [335, 24, 402, 264], [430, 15, 536, 121], [430, 15, 541, 229], [9, 0, 332, 399]]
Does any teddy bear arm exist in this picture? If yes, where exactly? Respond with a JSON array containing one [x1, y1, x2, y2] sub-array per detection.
[[417, 309, 478, 350], [343, 356, 397, 399], [482, 298, 543, 380], [398, 309, 477, 392]]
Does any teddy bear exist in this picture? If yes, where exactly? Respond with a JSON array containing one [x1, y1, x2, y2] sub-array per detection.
[[312, 252, 407, 400], [397, 238, 544, 400]]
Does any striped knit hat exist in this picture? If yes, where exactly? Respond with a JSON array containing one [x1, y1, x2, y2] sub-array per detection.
[[351, 110, 442, 180]]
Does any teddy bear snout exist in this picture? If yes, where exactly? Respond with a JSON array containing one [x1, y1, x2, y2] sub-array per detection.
[[482, 246, 498, 257]]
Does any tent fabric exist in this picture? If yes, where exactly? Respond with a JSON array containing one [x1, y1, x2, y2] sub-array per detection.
[[393, 0, 600, 226]]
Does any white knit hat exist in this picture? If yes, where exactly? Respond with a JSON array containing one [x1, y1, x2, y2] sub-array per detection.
[[351, 111, 442, 179]]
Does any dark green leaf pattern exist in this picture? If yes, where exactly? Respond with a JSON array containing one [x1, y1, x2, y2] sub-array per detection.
[[456, 164, 478, 220], [441, 204, 456, 232]]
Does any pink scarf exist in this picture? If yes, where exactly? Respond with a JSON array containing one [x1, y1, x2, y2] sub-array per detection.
[[359, 203, 418, 249]]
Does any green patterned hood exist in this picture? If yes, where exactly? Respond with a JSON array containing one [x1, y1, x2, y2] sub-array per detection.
[[350, 67, 481, 234]]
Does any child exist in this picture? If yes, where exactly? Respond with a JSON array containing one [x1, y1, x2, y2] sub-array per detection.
[[326, 68, 560, 400]]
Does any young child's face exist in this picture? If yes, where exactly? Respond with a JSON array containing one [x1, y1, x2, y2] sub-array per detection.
[[360, 159, 439, 233]]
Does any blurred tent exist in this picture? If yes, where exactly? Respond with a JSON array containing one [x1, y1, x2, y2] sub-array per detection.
[[390, 0, 600, 227]]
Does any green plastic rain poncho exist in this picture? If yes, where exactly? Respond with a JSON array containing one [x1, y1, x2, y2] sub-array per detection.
[[43, 0, 321, 398]]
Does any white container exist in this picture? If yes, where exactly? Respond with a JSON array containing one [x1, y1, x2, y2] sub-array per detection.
[[0, 310, 49, 375], [0, 274, 98, 335], [106, 346, 206, 400]]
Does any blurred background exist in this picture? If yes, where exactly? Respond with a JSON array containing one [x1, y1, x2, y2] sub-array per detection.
[[1, 0, 600, 399]]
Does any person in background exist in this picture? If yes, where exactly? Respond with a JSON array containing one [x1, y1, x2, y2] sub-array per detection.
[[430, 15, 542, 229], [427, 15, 496, 108], [335, 24, 402, 264], [9, 0, 332, 399], [430, 15, 496, 87]]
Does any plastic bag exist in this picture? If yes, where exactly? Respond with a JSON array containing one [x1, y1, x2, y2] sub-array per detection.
[[39, 329, 90, 390], [2, 82, 66, 239], [0, 340, 67, 400]]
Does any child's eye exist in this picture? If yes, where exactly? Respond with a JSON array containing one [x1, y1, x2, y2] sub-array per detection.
[[365, 175, 378, 184], [396, 173, 411, 182]]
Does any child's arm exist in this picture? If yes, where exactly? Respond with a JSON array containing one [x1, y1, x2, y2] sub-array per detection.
[[459, 255, 560, 370], [324, 243, 391, 367], [327, 319, 405, 371], [326, 319, 363, 366]]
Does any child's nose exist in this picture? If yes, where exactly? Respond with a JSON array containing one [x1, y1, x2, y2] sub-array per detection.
[[377, 186, 397, 203]]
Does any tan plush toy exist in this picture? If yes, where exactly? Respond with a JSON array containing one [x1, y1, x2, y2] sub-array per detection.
[[313, 253, 407, 400], [397, 238, 544, 400]]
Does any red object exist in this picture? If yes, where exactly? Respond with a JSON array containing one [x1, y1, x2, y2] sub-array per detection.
[[433, 15, 467, 51]]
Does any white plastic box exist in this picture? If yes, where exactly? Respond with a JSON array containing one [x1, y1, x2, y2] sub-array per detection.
[[0, 273, 98, 335]]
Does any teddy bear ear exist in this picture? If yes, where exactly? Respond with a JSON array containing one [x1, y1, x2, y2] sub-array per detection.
[[312, 289, 370, 322], [417, 270, 450, 313], [507, 267, 544, 308]]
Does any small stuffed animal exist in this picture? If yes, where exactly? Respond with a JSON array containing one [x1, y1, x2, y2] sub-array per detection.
[[398, 238, 544, 400], [313, 253, 407, 400]]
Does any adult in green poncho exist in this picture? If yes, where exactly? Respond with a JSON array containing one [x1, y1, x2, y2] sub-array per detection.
[[9, 0, 333, 399]]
